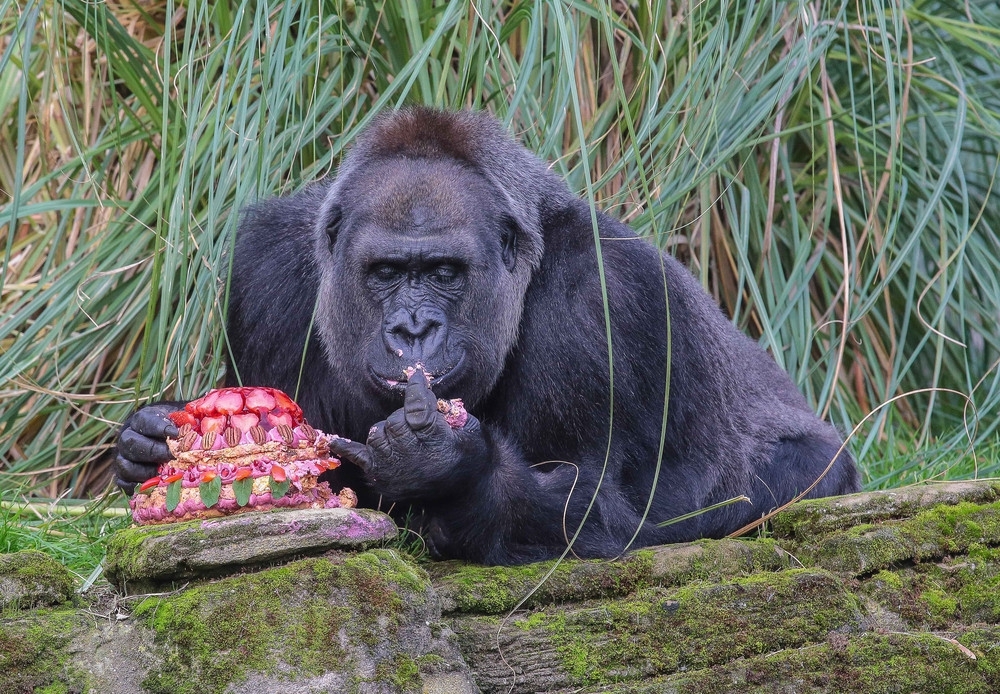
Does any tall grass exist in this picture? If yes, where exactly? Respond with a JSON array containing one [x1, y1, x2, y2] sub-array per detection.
[[1, 0, 998, 504]]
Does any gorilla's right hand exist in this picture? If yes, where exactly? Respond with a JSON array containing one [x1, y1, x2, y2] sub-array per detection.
[[113, 402, 185, 494]]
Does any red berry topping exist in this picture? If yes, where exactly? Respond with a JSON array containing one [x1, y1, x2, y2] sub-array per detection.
[[229, 412, 260, 433], [193, 389, 221, 416], [245, 388, 276, 411], [266, 410, 295, 429], [180, 387, 304, 432], [138, 477, 162, 493], [200, 415, 227, 435], [272, 390, 303, 419], [168, 410, 197, 428], [215, 390, 244, 415]]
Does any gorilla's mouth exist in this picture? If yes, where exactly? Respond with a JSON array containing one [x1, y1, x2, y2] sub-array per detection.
[[369, 358, 465, 397]]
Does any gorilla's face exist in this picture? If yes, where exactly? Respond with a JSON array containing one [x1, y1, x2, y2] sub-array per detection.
[[315, 157, 528, 412]]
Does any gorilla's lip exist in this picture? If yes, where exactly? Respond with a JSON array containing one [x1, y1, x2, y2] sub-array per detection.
[[369, 358, 464, 396]]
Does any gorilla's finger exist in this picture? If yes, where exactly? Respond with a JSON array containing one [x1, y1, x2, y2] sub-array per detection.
[[460, 413, 482, 434], [129, 406, 179, 439], [404, 369, 438, 432], [384, 408, 408, 436], [113, 453, 159, 494], [328, 436, 374, 472], [118, 428, 173, 464]]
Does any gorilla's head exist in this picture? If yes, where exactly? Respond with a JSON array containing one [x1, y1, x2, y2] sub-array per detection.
[[313, 109, 566, 411]]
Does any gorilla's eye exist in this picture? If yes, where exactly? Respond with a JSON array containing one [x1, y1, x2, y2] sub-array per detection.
[[368, 264, 404, 285], [428, 265, 462, 287]]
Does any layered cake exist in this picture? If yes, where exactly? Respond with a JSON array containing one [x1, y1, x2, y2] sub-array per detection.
[[129, 386, 356, 525]]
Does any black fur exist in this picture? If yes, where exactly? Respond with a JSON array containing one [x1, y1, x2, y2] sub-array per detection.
[[115, 108, 860, 564]]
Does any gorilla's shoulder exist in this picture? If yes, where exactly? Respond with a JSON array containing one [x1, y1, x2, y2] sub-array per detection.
[[226, 183, 330, 387], [234, 183, 329, 263]]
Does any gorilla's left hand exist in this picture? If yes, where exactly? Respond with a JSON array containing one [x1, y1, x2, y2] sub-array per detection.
[[329, 369, 487, 501]]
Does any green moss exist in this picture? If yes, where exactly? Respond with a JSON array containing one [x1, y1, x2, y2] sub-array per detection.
[[648, 538, 791, 588], [0, 609, 86, 693], [340, 550, 428, 621], [431, 550, 653, 614], [0, 551, 75, 611], [32, 683, 69, 694], [858, 545, 1000, 630], [920, 586, 959, 622], [135, 550, 432, 694], [504, 568, 863, 687], [800, 500, 1000, 576], [377, 655, 420, 690], [770, 481, 1000, 542], [634, 632, 996, 693], [870, 569, 903, 590], [103, 521, 209, 591]]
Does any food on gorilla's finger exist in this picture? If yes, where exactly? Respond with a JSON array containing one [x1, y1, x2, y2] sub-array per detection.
[[129, 387, 355, 525], [403, 364, 430, 382], [437, 398, 468, 429]]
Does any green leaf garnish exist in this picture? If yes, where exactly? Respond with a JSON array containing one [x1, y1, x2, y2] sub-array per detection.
[[199, 475, 222, 508], [233, 477, 253, 507], [166, 480, 182, 512], [269, 477, 290, 501]]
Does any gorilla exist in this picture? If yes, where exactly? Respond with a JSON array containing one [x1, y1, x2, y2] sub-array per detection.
[[115, 107, 860, 565]]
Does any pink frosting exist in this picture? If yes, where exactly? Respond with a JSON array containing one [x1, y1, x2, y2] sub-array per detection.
[[129, 481, 341, 524]]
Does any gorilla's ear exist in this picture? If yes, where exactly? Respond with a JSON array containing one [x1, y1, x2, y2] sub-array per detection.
[[501, 215, 518, 272], [322, 203, 343, 252]]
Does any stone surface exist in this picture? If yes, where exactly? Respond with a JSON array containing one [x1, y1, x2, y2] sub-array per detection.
[[0, 549, 75, 610], [103, 507, 398, 592], [770, 480, 1000, 540], [6, 479, 1000, 693]]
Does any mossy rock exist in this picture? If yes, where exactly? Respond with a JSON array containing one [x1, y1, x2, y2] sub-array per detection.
[[132, 549, 475, 694], [646, 537, 792, 586], [455, 568, 865, 692], [430, 538, 791, 616], [794, 499, 1000, 576], [859, 546, 1000, 630], [0, 550, 75, 611], [585, 631, 999, 693], [0, 607, 88, 693], [104, 507, 398, 593], [430, 550, 654, 614], [771, 480, 1000, 541]]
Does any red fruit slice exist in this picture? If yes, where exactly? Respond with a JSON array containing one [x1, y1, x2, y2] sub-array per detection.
[[272, 390, 303, 420], [168, 410, 197, 428], [245, 388, 276, 411], [234, 468, 253, 481], [266, 410, 295, 429], [193, 389, 222, 416], [201, 470, 218, 483], [139, 477, 162, 493], [163, 472, 185, 484], [215, 390, 244, 415], [270, 464, 287, 482], [229, 412, 260, 433], [200, 415, 227, 435]]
